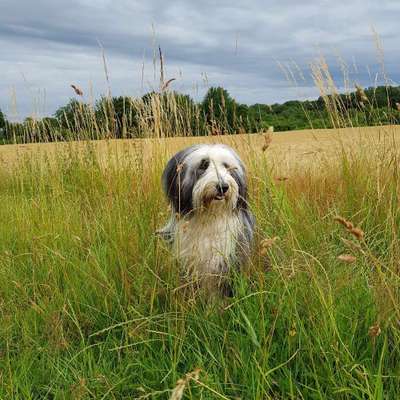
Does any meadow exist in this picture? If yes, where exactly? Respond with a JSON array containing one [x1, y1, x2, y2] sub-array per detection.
[[1, 124, 400, 399]]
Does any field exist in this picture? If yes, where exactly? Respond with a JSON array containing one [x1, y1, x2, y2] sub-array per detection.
[[1, 125, 400, 399]]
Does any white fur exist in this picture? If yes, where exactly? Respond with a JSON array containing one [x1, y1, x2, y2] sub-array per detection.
[[174, 201, 241, 279]]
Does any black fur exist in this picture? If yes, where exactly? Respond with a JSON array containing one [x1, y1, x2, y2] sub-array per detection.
[[162, 145, 200, 216], [230, 166, 248, 210]]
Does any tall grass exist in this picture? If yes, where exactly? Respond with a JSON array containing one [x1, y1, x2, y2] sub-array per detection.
[[1, 128, 400, 398]]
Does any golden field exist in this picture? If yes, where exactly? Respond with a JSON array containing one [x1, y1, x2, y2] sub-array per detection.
[[2, 125, 400, 172]]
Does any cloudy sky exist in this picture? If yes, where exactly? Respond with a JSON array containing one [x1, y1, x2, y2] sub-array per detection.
[[1, 0, 399, 120]]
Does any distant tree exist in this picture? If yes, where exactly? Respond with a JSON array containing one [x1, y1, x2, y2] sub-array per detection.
[[201, 87, 238, 134], [0, 108, 7, 141], [234, 103, 259, 133], [95, 96, 139, 138], [42, 116, 58, 127], [2, 121, 25, 143], [55, 99, 96, 137], [141, 91, 157, 106], [0, 108, 5, 130], [140, 91, 201, 137], [39, 117, 59, 141], [161, 92, 201, 136], [19, 116, 59, 142]]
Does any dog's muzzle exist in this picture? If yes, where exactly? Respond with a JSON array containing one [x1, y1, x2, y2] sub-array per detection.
[[215, 181, 229, 200]]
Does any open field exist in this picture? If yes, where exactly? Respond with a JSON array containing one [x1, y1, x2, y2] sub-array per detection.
[[1, 126, 400, 399], [2, 125, 400, 171]]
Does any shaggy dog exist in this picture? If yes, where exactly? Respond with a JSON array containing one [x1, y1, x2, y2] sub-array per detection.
[[158, 144, 255, 295]]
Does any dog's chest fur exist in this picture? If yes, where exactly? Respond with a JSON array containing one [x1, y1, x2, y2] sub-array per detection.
[[174, 208, 241, 276]]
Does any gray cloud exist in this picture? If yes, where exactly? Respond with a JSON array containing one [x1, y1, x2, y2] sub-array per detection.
[[1, 0, 399, 120]]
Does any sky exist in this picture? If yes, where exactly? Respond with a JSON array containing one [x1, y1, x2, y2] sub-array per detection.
[[1, 0, 399, 120]]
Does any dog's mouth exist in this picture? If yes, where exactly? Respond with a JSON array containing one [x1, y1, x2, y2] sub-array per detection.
[[202, 193, 228, 207]]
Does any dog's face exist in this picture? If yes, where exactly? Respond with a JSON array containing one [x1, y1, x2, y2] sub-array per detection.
[[162, 144, 248, 215]]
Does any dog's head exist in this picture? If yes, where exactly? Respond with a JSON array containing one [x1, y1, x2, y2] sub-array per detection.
[[162, 144, 248, 216]]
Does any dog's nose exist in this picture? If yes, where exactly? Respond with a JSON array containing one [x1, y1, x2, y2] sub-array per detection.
[[217, 182, 229, 195]]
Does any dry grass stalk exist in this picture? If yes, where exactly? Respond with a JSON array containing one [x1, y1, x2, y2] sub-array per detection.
[[355, 84, 368, 103], [337, 254, 357, 263], [310, 56, 344, 128], [169, 368, 201, 400], [211, 124, 223, 136], [334, 216, 364, 240], [159, 46, 165, 90], [261, 129, 273, 151]]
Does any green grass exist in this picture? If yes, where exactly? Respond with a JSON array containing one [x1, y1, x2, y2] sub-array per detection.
[[1, 135, 400, 399]]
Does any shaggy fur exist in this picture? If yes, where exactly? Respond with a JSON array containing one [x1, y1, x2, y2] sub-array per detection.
[[158, 144, 255, 294]]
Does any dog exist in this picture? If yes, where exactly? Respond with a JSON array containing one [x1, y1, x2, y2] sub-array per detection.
[[158, 144, 255, 295]]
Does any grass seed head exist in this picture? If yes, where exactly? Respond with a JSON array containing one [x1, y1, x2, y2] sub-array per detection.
[[161, 78, 176, 92], [337, 254, 357, 263], [355, 84, 368, 103], [334, 216, 364, 240], [334, 216, 354, 230], [368, 324, 381, 338], [275, 176, 289, 182], [260, 236, 279, 248], [169, 369, 201, 400], [350, 227, 364, 240], [259, 236, 279, 256], [71, 84, 83, 96], [289, 322, 297, 337], [262, 133, 273, 152]]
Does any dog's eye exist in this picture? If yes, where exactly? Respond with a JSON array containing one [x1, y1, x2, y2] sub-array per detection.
[[198, 159, 209, 171], [224, 163, 237, 172]]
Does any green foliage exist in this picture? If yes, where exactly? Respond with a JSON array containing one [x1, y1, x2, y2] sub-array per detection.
[[0, 108, 6, 142], [0, 108, 5, 130], [95, 96, 139, 138], [201, 86, 237, 133], [141, 91, 203, 136], [55, 98, 97, 137]]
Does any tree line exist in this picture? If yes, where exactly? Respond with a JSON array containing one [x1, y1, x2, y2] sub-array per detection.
[[1, 85, 400, 143]]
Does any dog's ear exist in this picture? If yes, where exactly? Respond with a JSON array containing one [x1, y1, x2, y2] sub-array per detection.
[[162, 146, 197, 216], [230, 163, 249, 210]]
